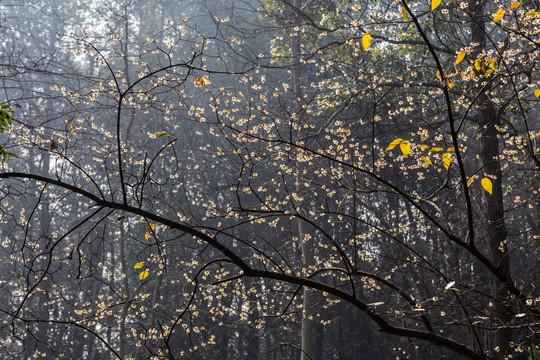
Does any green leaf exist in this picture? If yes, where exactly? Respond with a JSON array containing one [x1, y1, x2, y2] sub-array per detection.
[[0, 103, 13, 133]]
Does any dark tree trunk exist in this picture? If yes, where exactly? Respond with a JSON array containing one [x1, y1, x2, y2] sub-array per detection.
[[469, 2, 513, 356]]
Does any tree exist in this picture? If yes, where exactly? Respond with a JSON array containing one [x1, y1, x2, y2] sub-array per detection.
[[0, 0, 539, 359]]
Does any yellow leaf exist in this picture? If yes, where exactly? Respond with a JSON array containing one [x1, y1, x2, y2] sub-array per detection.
[[362, 32, 372, 50], [431, 0, 441, 11], [493, 9, 505, 22], [456, 51, 465, 64], [525, 11, 539, 17], [400, 141, 411, 156], [474, 58, 484, 71], [436, 70, 442, 82], [461, 71, 467, 80], [470, 70, 476, 79], [139, 270, 149, 280], [420, 156, 432, 165], [442, 152, 452, 169], [401, 7, 409, 21], [489, 59, 498, 71], [534, 89, 540, 98], [481, 177, 493, 194], [139, 220, 156, 230], [431, 147, 444, 152], [145, 231, 151, 240], [386, 138, 403, 151], [446, 78, 454, 88], [134, 262, 145, 269], [153, 131, 167, 137], [417, 144, 429, 150], [196, 76, 211, 87], [511, 1, 522, 8], [467, 177, 475, 187], [70, 121, 76, 133]]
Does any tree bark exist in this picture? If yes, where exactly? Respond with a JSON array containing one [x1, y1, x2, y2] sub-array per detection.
[[118, 214, 130, 359], [469, 2, 513, 356], [23, 152, 52, 358], [290, 1, 315, 359], [478, 99, 513, 359]]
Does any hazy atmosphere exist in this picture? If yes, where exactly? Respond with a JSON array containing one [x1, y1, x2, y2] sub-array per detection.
[[0, 0, 538, 359]]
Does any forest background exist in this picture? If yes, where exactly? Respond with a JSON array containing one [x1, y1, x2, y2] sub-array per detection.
[[0, 0, 538, 359]]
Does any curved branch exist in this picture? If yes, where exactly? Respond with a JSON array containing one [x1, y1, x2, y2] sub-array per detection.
[[0, 171, 485, 359]]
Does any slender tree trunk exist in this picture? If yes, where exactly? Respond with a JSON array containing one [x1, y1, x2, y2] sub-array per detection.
[[107, 233, 116, 360], [478, 99, 513, 358], [118, 8, 133, 358], [469, 2, 513, 356], [298, 199, 315, 360], [24, 153, 52, 358], [118, 215, 130, 359], [290, 1, 315, 359]]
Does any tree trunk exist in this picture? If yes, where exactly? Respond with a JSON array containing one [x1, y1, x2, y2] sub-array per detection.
[[23, 152, 52, 358], [290, 1, 315, 359], [478, 100, 513, 358], [118, 214, 130, 359], [469, 2, 513, 356]]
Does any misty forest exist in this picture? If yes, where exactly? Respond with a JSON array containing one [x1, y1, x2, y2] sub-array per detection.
[[0, 0, 538, 359]]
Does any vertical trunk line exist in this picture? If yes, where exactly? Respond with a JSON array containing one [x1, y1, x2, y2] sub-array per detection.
[[479, 102, 513, 358], [290, 1, 315, 359], [118, 214, 130, 359], [469, 1, 513, 356]]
